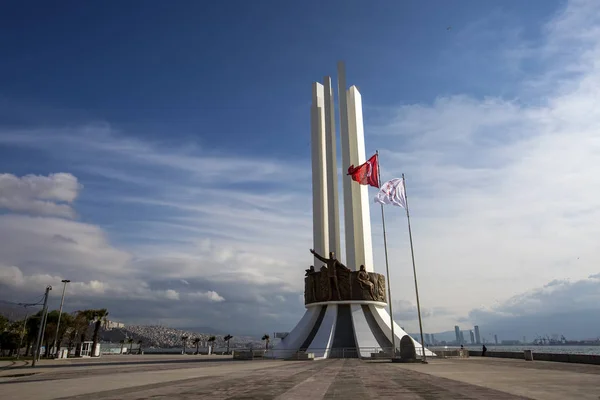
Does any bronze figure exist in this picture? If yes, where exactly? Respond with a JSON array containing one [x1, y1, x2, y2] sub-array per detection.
[[356, 265, 375, 300], [310, 249, 350, 301]]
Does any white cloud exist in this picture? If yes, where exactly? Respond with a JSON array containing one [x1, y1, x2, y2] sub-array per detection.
[[187, 290, 225, 302], [0, 173, 81, 218], [0, 126, 309, 186], [366, 0, 600, 331], [471, 273, 600, 320], [0, 264, 229, 305], [0, 265, 106, 295], [0, 214, 131, 279], [163, 289, 180, 301], [391, 299, 452, 322]]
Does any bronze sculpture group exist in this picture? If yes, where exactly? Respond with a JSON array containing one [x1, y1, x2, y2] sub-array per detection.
[[304, 249, 387, 305]]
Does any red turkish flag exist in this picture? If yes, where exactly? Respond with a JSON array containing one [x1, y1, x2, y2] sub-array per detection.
[[347, 153, 380, 188]]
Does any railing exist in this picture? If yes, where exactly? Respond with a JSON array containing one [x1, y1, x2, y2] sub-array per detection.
[[428, 347, 469, 358], [237, 346, 431, 360]]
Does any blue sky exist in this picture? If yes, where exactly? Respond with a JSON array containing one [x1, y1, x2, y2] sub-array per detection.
[[2, 0, 600, 339]]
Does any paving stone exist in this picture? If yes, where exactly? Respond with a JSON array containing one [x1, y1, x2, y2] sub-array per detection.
[[2, 356, 600, 400]]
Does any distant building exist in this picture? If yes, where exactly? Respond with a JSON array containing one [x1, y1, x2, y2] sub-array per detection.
[[454, 325, 461, 344], [460, 331, 465, 345], [431, 334, 436, 345], [102, 320, 125, 330], [474, 325, 481, 344], [469, 330, 475, 344], [425, 333, 431, 345], [494, 334, 499, 345]]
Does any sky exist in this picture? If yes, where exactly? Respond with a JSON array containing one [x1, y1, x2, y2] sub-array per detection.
[[1, 0, 600, 339]]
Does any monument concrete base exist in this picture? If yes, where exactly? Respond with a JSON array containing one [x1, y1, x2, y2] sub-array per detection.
[[271, 301, 434, 360]]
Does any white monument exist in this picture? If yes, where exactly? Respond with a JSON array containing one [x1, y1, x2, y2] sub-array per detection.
[[273, 62, 433, 359]]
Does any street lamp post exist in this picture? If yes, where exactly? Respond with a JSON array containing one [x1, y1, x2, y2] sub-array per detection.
[[52, 279, 70, 358]]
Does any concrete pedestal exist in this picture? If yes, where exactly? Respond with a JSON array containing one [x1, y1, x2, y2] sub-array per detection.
[[271, 301, 434, 360]]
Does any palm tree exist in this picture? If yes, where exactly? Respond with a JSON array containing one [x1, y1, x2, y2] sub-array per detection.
[[224, 334, 233, 354], [25, 311, 44, 356], [207, 336, 216, 354], [192, 338, 201, 355], [54, 313, 73, 357], [42, 310, 61, 358], [119, 339, 125, 355], [128, 338, 134, 354], [90, 309, 108, 357], [181, 335, 189, 355], [262, 334, 270, 350], [137, 340, 143, 355], [73, 310, 94, 357]]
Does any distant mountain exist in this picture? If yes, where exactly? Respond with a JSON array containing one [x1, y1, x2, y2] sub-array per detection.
[[100, 325, 262, 348], [177, 326, 222, 335], [179, 326, 264, 339]]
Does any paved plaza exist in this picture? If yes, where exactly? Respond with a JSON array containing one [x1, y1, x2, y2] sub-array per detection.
[[1, 355, 600, 399]]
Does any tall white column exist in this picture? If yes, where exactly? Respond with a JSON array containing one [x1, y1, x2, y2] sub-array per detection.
[[346, 86, 374, 272], [337, 62, 356, 270], [338, 62, 374, 272], [323, 77, 341, 258], [311, 82, 329, 265]]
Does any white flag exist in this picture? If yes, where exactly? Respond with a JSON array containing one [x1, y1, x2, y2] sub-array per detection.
[[374, 178, 407, 209]]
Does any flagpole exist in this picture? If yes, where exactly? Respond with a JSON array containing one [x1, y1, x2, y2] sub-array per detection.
[[376, 151, 397, 358], [402, 173, 427, 363]]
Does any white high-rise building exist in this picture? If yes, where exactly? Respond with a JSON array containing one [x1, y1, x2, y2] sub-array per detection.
[[455, 325, 461, 344]]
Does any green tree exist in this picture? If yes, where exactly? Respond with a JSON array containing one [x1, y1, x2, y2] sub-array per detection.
[[5, 319, 27, 355], [137, 340, 143, 355], [192, 338, 201, 355], [0, 331, 20, 356], [0, 315, 9, 332], [119, 339, 125, 355], [207, 336, 216, 354], [90, 309, 108, 357], [181, 335, 189, 355], [25, 311, 44, 356], [54, 313, 73, 355], [128, 338, 134, 354], [261, 334, 270, 350], [42, 310, 61, 357], [224, 334, 233, 354], [71, 311, 93, 356], [42, 310, 73, 357], [9, 318, 28, 358]]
